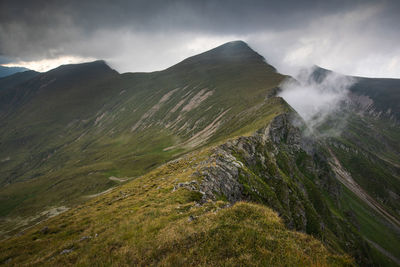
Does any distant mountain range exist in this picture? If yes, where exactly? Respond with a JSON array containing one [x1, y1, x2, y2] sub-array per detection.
[[0, 65, 31, 78], [0, 41, 399, 266]]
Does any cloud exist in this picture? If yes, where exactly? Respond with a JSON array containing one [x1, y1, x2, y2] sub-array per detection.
[[279, 66, 356, 135], [2, 56, 95, 72], [80, 30, 241, 73], [247, 3, 400, 78], [0, 0, 399, 77]]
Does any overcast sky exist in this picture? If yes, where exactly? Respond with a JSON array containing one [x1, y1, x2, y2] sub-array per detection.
[[1, 0, 399, 77]]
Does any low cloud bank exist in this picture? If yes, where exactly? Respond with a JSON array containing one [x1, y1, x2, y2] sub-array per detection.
[[279, 66, 356, 135]]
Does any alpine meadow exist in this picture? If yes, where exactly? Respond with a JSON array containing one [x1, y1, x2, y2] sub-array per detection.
[[0, 1, 399, 266]]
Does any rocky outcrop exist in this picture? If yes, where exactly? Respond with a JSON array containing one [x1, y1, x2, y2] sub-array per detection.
[[192, 112, 372, 265], [347, 92, 399, 124], [196, 113, 340, 231]]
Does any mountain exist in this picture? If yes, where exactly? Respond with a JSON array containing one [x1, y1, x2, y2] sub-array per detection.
[[0, 70, 39, 92], [311, 65, 400, 122], [0, 42, 285, 223], [0, 41, 399, 266], [308, 66, 400, 265], [0, 65, 30, 78]]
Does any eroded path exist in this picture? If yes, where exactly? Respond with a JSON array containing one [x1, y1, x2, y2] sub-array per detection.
[[327, 148, 400, 231]]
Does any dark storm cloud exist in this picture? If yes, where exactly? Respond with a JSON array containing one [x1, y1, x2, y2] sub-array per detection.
[[1, 0, 399, 76], [0, 0, 368, 33]]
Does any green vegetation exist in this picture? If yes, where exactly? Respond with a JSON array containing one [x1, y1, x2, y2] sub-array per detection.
[[0, 151, 353, 266], [315, 90, 400, 265], [339, 187, 400, 265], [0, 42, 287, 236], [1, 41, 399, 266], [214, 122, 372, 265]]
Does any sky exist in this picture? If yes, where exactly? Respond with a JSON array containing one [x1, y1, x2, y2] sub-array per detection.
[[0, 0, 399, 78]]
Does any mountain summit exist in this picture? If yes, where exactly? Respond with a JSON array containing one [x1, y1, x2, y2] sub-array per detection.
[[185, 40, 265, 62], [168, 40, 276, 73]]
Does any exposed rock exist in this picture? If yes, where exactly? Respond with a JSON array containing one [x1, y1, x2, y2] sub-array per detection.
[[79, 236, 92, 242], [195, 113, 342, 235], [181, 89, 214, 112], [199, 148, 245, 203], [173, 180, 201, 192], [60, 248, 73, 255], [1, 156, 10, 162], [164, 111, 370, 265]]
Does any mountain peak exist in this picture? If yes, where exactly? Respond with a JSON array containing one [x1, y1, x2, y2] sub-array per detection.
[[44, 60, 118, 80], [217, 40, 251, 49], [168, 40, 274, 72], [50, 60, 114, 73], [194, 40, 263, 61]]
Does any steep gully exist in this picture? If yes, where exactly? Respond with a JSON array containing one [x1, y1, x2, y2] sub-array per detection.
[[327, 148, 400, 231]]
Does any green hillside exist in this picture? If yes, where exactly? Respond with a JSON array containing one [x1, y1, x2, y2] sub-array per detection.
[[0, 41, 285, 235], [311, 66, 400, 265], [0, 41, 399, 266], [0, 71, 39, 91], [0, 149, 353, 266]]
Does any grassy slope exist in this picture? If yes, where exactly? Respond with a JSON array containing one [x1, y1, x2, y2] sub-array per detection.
[[0, 60, 355, 265], [0, 71, 39, 91], [0, 148, 353, 266], [312, 67, 400, 265], [323, 112, 400, 262], [208, 116, 375, 265], [0, 41, 285, 235], [328, 131, 400, 266], [1, 42, 398, 266], [339, 187, 400, 266]]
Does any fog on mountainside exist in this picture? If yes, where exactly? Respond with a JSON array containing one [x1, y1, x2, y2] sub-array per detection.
[[279, 66, 356, 135]]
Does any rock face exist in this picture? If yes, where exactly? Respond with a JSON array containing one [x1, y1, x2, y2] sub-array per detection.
[[195, 112, 372, 265], [199, 149, 245, 203], [198, 113, 331, 231]]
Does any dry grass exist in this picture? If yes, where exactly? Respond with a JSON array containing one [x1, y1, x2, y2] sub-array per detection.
[[0, 149, 353, 266]]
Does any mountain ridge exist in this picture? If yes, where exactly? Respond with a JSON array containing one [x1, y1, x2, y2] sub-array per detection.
[[0, 41, 399, 266], [310, 65, 400, 122], [0, 65, 30, 78], [168, 40, 270, 67]]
